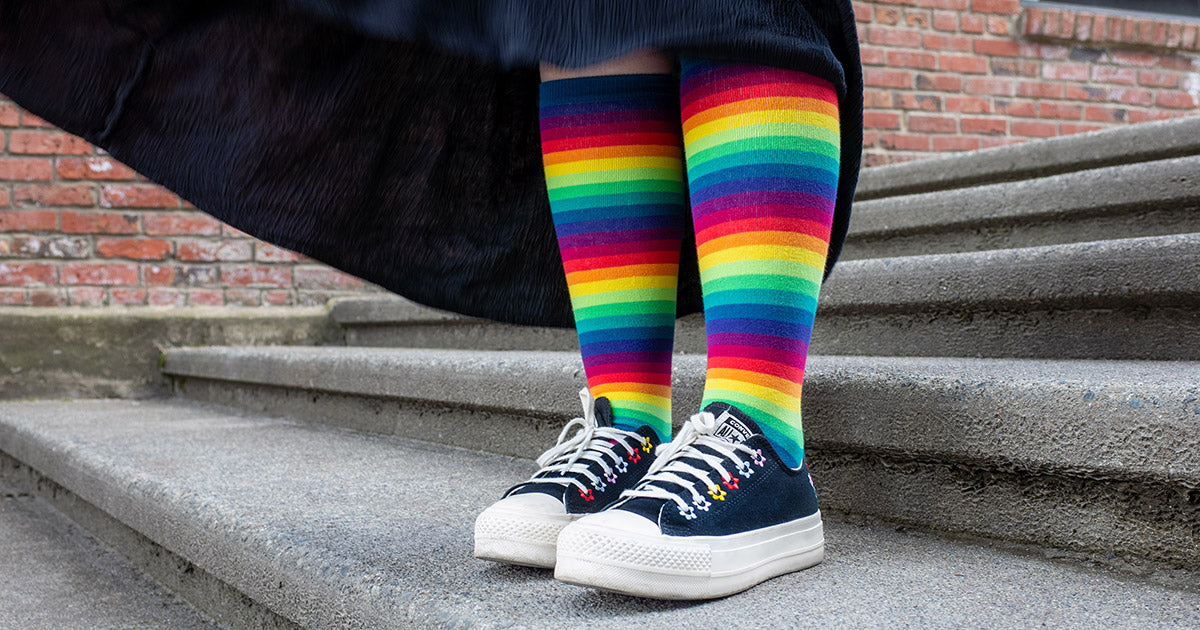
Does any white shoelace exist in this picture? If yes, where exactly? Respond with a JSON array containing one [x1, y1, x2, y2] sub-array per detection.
[[620, 410, 766, 519], [518, 387, 644, 495]]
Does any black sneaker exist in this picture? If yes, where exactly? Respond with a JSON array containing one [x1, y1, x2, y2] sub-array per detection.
[[473, 387, 661, 568], [554, 402, 823, 598]]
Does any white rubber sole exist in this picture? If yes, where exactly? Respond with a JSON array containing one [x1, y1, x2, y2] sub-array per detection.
[[554, 510, 824, 599], [473, 494, 581, 569]]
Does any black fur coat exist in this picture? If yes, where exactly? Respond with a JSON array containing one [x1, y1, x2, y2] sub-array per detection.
[[0, 0, 862, 327]]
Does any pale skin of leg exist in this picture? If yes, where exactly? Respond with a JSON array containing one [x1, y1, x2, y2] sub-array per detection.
[[540, 49, 671, 81]]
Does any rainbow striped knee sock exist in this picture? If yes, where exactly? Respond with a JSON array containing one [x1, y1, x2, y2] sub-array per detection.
[[539, 73, 688, 443], [680, 58, 841, 468]]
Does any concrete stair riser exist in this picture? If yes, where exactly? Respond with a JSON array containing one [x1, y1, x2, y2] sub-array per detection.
[[854, 115, 1200, 200], [160, 347, 1200, 566], [330, 232, 1200, 360], [843, 156, 1200, 260]]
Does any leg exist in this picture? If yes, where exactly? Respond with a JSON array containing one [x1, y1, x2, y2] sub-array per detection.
[[682, 58, 839, 468], [474, 50, 687, 568], [554, 59, 841, 598], [539, 49, 685, 443]]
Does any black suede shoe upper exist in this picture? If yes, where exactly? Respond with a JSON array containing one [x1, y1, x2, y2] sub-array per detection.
[[616, 402, 820, 536]]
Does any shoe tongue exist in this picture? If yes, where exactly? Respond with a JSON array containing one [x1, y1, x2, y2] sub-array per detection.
[[593, 397, 615, 428], [701, 402, 764, 444]]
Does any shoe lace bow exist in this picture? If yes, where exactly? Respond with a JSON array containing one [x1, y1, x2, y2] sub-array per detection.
[[522, 387, 641, 494], [621, 410, 764, 519]]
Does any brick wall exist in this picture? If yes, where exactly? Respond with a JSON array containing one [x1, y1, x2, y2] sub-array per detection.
[[2, 0, 1199, 306]]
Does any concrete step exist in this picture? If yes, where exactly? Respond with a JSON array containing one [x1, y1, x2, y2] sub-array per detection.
[[160, 345, 1200, 568], [854, 114, 1200, 201], [332, 233, 1200, 360], [842, 154, 1200, 260], [0, 399, 1195, 629], [0, 477, 219, 630]]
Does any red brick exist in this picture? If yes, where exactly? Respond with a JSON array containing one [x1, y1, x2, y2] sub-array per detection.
[[0, 237, 8, 256], [143, 212, 222, 236], [853, 2, 873, 22], [1011, 120, 1058, 138], [904, 9, 931, 28], [0, 263, 56, 286], [1084, 106, 1127, 123], [0, 188, 8, 207], [972, 0, 1018, 14], [1137, 70, 1180, 88], [1060, 10, 1077, 40], [13, 184, 94, 207], [974, 39, 1021, 57], [864, 89, 894, 108], [960, 13, 985, 34], [964, 77, 1015, 96], [0, 210, 57, 232], [1023, 42, 1068, 60], [922, 33, 972, 51], [961, 117, 1008, 134], [1166, 23, 1183, 48], [1183, 24, 1198, 49], [177, 239, 253, 262], [19, 112, 52, 127], [865, 68, 913, 88], [1109, 88, 1153, 107], [876, 7, 901, 26], [7, 131, 92, 155], [945, 95, 991, 113], [878, 133, 931, 151], [867, 25, 924, 47], [986, 16, 1010, 36], [990, 59, 1039, 77], [148, 289, 186, 306], [862, 130, 881, 147], [222, 224, 253, 238], [1023, 7, 1044, 36], [0, 290, 27, 305], [915, 73, 963, 91], [62, 263, 138, 285], [932, 136, 982, 151], [255, 243, 307, 263], [940, 54, 988, 74], [1017, 81, 1065, 100], [907, 114, 957, 133], [1059, 123, 1107, 135], [56, 157, 138, 181], [917, 0, 969, 9], [893, 93, 943, 111], [932, 11, 957, 31], [1127, 110, 1177, 123], [69, 287, 106, 306], [263, 290, 294, 306], [30, 289, 66, 306], [186, 289, 224, 306], [1043, 63, 1089, 82], [864, 112, 902, 129], [110, 288, 147, 305], [1108, 51, 1159, 68], [221, 265, 292, 288], [1157, 56, 1195, 72], [96, 238, 172, 260], [1156, 91, 1197, 109], [12, 235, 89, 258], [993, 98, 1037, 117], [0, 158, 53, 181], [293, 266, 365, 290], [225, 289, 262, 306], [888, 50, 938, 70], [1062, 84, 1109, 102], [1091, 15, 1108, 44], [1091, 66, 1137, 86], [0, 102, 19, 126], [1039, 102, 1083, 120], [100, 185, 179, 209], [60, 211, 139, 234], [860, 47, 887, 65]]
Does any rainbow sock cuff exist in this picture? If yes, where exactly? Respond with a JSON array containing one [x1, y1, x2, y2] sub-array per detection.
[[680, 58, 841, 468], [540, 73, 687, 442]]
